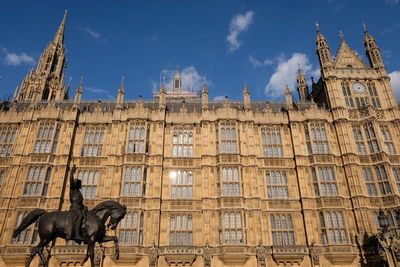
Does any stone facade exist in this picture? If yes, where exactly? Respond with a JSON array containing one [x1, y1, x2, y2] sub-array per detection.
[[0, 13, 400, 267]]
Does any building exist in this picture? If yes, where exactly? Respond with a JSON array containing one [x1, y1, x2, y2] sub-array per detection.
[[0, 12, 399, 267]]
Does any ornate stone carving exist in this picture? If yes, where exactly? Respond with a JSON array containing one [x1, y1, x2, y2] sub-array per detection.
[[148, 242, 159, 267], [256, 241, 266, 267], [203, 242, 212, 267], [309, 242, 320, 266]]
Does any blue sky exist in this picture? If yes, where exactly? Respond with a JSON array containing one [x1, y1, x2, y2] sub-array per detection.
[[1, 0, 400, 101]]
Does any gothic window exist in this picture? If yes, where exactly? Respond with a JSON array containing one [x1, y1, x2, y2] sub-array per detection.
[[122, 167, 146, 197], [169, 214, 193, 246], [218, 212, 245, 245], [261, 128, 283, 157], [363, 122, 380, 153], [362, 166, 392, 196], [305, 124, 329, 154], [77, 170, 99, 199], [33, 122, 60, 153], [172, 128, 193, 157], [380, 125, 396, 154], [118, 211, 144, 245], [0, 126, 16, 156], [270, 214, 295, 245], [218, 167, 240, 197], [341, 82, 354, 108], [170, 170, 193, 199], [320, 211, 348, 244], [266, 170, 288, 199], [368, 82, 381, 108], [127, 123, 146, 153], [373, 210, 400, 236], [352, 125, 367, 154], [355, 97, 369, 108], [12, 212, 38, 245], [392, 168, 400, 193], [220, 123, 237, 154], [312, 167, 338, 196], [81, 127, 105, 157], [23, 167, 51, 196]]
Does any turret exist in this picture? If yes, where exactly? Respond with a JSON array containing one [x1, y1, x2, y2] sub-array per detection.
[[296, 68, 309, 101], [243, 84, 251, 109], [363, 24, 386, 72], [116, 77, 125, 108], [73, 78, 83, 108], [201, 78, 208, 110], [284, 84, 293, 109], [159, 78, 167, 109], [315, 23, 333, 70], [172, 68, 181, 92]]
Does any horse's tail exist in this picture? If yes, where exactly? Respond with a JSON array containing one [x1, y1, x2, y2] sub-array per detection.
[[12, 209, 47, 238]]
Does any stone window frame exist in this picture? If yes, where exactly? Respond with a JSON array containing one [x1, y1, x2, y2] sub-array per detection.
[[392, 168, 400, 194], [261, 127, 283, 158], [320, 211, 348, 245], [312, 166, 339, 197], [305, 123, 330, 154], [270, 214, 295, 246], [127, 122, 147, 154], [352, 125, 367, 155], [0, 125, 17, 157], [12, 211, 39, 245], [170, 169, 193, 199], [81, 126, 105, 157], [77, 169, 100, 199], [172, 127, 194, 158], [265, 170, 289, 199], [380, 125, 396, 155], [23, 166, 51, 196], [341, 81, 354, 108], [169, 213, 193, 246], [218, 211, 245, 245], [363, 165, 392, 197], [367, 81, 381, 108], [122, 166, 147, 197], [33, 122, 60, 154], [363, 122, 380, 153], [217, 166, 241, 197], [118, 210, 144, 245], [217, 122, 238, 154]]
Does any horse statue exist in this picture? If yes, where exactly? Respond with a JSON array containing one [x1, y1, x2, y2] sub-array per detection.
[[13, 200, 127, 267]]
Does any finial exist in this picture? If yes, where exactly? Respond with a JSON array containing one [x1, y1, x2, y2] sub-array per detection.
[[339, 30, 345, 42], [297, 63, 302, 73], [121, 76, 125, 87], [315, 22, 320, 32], [79, 76, 83, 86], [176, 65, 180, 72], [362, 22, 368, 33]]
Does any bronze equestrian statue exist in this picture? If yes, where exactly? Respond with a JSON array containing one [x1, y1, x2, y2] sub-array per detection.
[[13, 166, 127, 267]]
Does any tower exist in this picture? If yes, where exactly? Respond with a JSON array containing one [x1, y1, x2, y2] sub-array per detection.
[[243, 84, 251, 109], [172, 68, 181, 92], [296, 68, 309, 101], [363, 24, 386, 73], [201, 78, 208, 110], [315, 23, 333, 71], [15, 11, 68, 101]]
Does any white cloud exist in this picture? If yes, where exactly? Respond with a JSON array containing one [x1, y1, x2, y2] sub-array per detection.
[[226, 11, 254, 52], [213, 95, 226, 101], [1, 48, 35, 66], [160, 66, 212, 92], [249, 55, 273, 67], [386, 0, 399, 4], [85, 86, 113, 99], [82, 27, 107, 41], [389, 71, 400, 99], [381, 24, 400, 35], [264, 53, 319, 99]]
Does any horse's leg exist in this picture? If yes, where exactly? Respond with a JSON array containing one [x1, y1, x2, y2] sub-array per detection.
[[25, 245, 39, 267], [37, 238, 52, 267], [99, 235, 119, 260], [25, 238, 48, 267], [87, 241, 95, 267]]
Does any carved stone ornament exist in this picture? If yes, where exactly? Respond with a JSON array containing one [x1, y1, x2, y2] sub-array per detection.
[[256, 241, 267, 267], [203, 242, 212, 267], [309, 242, 320, 266], [148, 242, 159, 267]]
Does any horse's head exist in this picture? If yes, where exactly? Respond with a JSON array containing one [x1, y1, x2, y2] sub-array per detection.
[[108, 204, 127, 230]]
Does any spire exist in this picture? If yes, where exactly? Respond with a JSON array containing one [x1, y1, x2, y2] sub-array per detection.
[[243, 83, 251, 109], [315, 23, 332, 69], [53, 10, 67, 45], [363, 26, 385, 70], [201, 77, 208, 110], [172, 67, 181, 92], [73, 77, 83, 108], [296, 67, 309, 101], [339, 30, 345, 43], [117, 76, 125, 108], [284, 84, 293, 109]]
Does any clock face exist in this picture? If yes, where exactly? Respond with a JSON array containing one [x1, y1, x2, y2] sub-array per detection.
[[352, 82, 366, 94]]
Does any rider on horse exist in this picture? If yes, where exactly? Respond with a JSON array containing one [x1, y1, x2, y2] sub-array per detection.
[[67, 165, 87, 242]]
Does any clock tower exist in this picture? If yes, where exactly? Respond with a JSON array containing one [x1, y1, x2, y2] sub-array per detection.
[[312, 26, 397, 111]]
